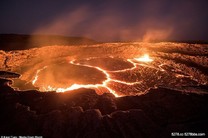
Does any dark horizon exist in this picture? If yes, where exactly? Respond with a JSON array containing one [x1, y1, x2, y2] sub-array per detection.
[[1, 0, 208, 42], [1, 33, 208, 44]]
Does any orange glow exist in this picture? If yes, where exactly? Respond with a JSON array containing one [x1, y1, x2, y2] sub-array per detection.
[[31, 55, 159, 97], [32, 66, 47, 85], [134, 54, 153, 63], [31, 58, 145, 97]]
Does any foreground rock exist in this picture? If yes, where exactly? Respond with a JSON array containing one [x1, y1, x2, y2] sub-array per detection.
[[0, 71, 20, 78], [0, 78, 208, 137]]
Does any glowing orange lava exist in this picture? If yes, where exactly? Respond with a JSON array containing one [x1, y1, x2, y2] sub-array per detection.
[[134, 54, 153, 62], [31, 58, 147, 97], [31, 55, 156, 97], [32, 66, 47, 85]]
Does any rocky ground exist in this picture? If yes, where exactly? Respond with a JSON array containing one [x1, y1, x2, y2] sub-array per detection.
[[0, 76, 208, 138]]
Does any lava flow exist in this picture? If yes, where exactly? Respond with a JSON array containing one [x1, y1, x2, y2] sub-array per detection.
[[32, 66, 48, 85], [31, 54, 154, 97]]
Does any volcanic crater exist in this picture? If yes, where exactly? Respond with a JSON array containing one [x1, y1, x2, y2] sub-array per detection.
[[0, 42, 208, 137]]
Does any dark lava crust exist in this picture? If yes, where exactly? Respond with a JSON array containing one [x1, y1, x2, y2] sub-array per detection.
[[0, 78, 208, 138]]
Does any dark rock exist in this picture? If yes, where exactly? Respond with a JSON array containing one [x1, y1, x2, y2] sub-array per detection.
[[37, 110, 66, 138], [77, 109, 103, 137], [0, 86, 208, 137], [0, 78, 13, 86], [109, 109, 161, 138], [65, 106, 84, 137], [13, 103, 37, 135], [0, 71, 20, 78], [0, 78, 15, 93], [95, 93, 117, 114]]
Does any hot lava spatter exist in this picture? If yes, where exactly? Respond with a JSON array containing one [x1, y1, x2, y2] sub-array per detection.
[[32, 54, 154, 97], [134, 54, 153, 62]]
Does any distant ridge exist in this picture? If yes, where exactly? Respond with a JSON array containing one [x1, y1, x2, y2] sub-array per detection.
[[0, 34, 98, 51], [111, 40, 208, 44], [151, 40, 208, 44]]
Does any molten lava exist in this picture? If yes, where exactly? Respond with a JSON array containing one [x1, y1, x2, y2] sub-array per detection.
[[31, 56, 153, 97], [3, 42, 207, 98], [134, 54, 153, 62], [32, 66, 47, 85]]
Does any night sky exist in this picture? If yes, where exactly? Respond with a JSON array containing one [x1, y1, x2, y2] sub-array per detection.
[[0, 0, 208, 41]]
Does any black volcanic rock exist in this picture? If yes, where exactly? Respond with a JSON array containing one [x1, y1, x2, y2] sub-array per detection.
[[0, 78, 12, 86], [0, 84, 208, 137], [95, 93, 117, 114], [0, 71, 20, 92], [12, 103, 37, 135], [0, 78, 14, 92], [116, 88, 208, 124], [109, 109, 161, 138], [77, 109, 103, 137], [0, 71, 20, 78], [38, 110, 66, 138]]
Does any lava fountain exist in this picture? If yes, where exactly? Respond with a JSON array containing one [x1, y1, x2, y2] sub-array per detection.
[[134, 54, 153, 62]]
